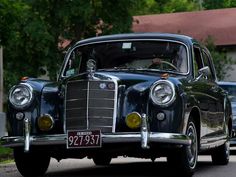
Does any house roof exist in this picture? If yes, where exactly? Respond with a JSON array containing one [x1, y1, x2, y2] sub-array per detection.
[[132, 8, 236, 46]]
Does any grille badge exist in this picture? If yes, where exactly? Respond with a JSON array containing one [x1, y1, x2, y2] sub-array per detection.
[[99, 83, 106, 89], [108, 83, 115, 89]]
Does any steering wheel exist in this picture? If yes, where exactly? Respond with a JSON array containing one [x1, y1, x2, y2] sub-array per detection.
[[148, 60, 178, 71]]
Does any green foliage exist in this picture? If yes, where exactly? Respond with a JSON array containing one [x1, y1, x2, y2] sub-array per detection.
[[157, 0, 200, 13], [1, 1, 31, 90], [203, 36, 235, 80], [133, 0, 200, 15], [2, 0, 236, 92], [1, 0, 143, 91], [203, 0, 236, 9]]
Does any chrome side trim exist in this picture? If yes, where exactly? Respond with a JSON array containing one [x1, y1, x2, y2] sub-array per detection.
[[200, 133, 228, 149], [1, 132, 191, 147]]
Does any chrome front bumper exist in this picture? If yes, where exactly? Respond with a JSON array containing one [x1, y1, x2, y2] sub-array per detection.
[[1, 114, 191, 152], [1, 132, 191, 148]]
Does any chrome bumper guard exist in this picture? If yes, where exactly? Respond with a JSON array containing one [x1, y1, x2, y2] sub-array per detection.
[[0, 114, 191, 152]]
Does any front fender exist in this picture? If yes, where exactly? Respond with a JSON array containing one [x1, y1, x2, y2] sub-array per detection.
[[6, 79, 61, 136], [40, 83, 64, 134]]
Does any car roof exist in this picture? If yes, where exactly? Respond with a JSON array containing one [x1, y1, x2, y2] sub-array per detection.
[[73, 33, 196, 47]]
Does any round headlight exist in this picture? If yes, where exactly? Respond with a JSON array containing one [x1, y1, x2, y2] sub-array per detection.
[[150, 80, 176, 106], [9, 84, 33, 109]]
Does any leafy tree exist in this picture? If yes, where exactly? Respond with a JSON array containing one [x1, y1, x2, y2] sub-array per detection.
[[133, 0, 199, 15], [203, 0, 228, 9], [202, 0, 236, 9], [1, 0, 143, 91], [203, 36, 235, 80], [158, 0, 199, 13], [2, 0, 236, 92], [0, 0, 32, 90]]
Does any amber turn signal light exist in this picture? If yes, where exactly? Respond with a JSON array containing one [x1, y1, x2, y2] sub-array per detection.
[[37, 114, 54, 131], [125, 112, 142, 129]]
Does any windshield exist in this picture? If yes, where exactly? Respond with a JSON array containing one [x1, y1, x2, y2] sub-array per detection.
[[62, 40, 188, 77]]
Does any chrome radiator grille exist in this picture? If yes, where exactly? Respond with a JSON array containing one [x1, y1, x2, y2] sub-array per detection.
[[65, 80, 117, 133]]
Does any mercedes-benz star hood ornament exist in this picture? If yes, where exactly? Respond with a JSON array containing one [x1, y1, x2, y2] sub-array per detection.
[[87, 59, 96, 79]]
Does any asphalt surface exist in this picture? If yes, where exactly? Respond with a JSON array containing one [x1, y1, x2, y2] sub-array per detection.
[[1, 153, 236, 177]]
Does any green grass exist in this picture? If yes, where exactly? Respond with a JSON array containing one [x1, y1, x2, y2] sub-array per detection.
[[0, 145, 13, 163], [0, 159, 14, 164]]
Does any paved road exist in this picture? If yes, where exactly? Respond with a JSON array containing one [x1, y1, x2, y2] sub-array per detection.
[[1, 155, 236, 177]]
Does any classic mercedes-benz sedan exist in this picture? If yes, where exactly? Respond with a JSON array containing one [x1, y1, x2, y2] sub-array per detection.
[[1, 33, 232, 177]]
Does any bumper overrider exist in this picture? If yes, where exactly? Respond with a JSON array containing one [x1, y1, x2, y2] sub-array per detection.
[[0, 114, 191, 152]]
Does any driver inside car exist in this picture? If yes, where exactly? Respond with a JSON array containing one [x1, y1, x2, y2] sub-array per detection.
[[148, 45, 187, 73]]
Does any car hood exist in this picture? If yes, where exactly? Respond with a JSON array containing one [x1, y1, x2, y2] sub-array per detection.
[[66, 70, 186, 93]]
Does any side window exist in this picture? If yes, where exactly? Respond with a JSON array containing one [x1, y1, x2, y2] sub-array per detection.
[[193, 46, 203, 77], [64, 49, 82, 77], [202, 50, 216, 81]]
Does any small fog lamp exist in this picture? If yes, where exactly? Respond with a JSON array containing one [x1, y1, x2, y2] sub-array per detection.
[[38, 114, 54, 131], [16, 112, 24, 120], [125, 112, 142, 129], [157, 112, 165, 121]]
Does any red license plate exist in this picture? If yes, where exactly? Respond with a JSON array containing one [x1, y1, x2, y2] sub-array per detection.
[[67, 130, 101, 148]]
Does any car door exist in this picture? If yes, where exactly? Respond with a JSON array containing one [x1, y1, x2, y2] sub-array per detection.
[[202, 49, 226, 139], [191, 45, 224, 147]]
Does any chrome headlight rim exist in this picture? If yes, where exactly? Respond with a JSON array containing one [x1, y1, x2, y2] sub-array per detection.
[[9, 83, 33, 109], [150, 80, 176, 107]]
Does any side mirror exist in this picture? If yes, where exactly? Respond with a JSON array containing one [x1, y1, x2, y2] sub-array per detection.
[[196, 66, 210, 81], [198, 66, 210, 76]]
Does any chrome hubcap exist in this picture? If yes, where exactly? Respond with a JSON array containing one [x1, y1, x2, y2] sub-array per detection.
[[187, 122, 197, 168]]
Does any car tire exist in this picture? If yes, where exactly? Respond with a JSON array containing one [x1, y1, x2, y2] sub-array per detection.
[[14, 148, 50, 177], [211, 137, 230, 165], [167, 117, 198, 177], [93, 155, 112, 166]]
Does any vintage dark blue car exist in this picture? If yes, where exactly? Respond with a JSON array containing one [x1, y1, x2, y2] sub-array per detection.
[[1, 33, 232, 177]]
